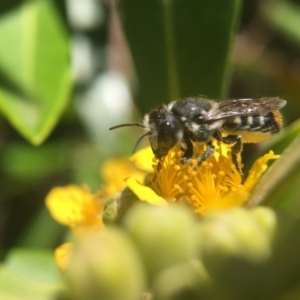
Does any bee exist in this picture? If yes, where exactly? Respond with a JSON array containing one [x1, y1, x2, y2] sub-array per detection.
[[109, 97, 286, 176]]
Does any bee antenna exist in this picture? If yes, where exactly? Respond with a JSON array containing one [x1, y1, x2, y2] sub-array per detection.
[[109, 123, 145, 130], [132, 132, 149, 154]]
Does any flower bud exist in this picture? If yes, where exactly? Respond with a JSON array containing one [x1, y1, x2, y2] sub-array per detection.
[[250, 207, 276, 238], [197, 207, 277, 272], [66, 229, 146, 300], [152, 260, 210, 300], [124, 203, 198, 278]]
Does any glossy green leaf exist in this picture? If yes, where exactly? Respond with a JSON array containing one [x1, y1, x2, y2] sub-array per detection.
[[0, 248, 68, 299], [247, 133, 300, 218], [0, 0, 72, 145], [119, 0, 241, 113]]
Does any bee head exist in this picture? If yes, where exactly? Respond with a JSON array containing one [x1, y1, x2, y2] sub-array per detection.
[[145, 107, 183, 158]]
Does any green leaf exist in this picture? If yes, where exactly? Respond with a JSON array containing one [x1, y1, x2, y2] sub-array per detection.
[[1, 142, 70, 181], [17, 207, 67, 249], [263, 1, 300, 49], [0, 248, 68, 300], [0, 0, 72, 145], [119, 0, 241, 113], [247, 132, 300, 218]]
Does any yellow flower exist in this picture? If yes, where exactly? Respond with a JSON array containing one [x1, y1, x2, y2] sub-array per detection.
[[126, 143, 279, 215], [46, 158, 145, 272], [45, 185, 104, 236], [46, 143, 279, 272], [46, 185, 105, 272]]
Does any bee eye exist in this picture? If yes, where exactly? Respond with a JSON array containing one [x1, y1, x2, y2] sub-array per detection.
[[193, 114, 206, 124], [158, 122, 174, 143], [153, 118, 182, 158]]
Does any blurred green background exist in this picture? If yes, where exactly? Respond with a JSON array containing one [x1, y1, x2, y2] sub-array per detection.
[[0, 0, 300, 298]]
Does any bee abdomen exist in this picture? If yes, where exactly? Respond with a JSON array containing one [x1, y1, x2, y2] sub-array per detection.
[[224, 111, 282, 133], [222, 111, 283, 143]]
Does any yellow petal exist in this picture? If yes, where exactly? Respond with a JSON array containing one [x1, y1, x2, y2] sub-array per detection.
[[45, 185, 100, 227], [200, 190, 249, 215], [126, 177, 167, 206], [130, 146, 155, 172], [55, 242, 73, 273], [243, 151, 280, 192], [101, 157, 145, 195]]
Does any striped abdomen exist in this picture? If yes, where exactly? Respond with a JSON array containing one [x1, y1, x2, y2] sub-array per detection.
[[222, 111, 283, 143]]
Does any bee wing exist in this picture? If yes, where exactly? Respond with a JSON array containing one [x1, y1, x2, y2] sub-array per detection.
[[206, 97, 286, 120]]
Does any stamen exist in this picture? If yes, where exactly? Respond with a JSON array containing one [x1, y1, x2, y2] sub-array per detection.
[[148, 141, 278, 215], [218, 171, 225, 177], [223, 186, 229, 192], [202, 161, 208, 167]]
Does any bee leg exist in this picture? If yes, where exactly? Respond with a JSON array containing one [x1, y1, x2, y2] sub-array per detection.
[[180, 136, 194, 163], [221, 134, 244, 179], [197, 140, 215, 165]]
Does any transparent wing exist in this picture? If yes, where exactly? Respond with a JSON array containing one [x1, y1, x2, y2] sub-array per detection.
[[206, 97, 286, 120]]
